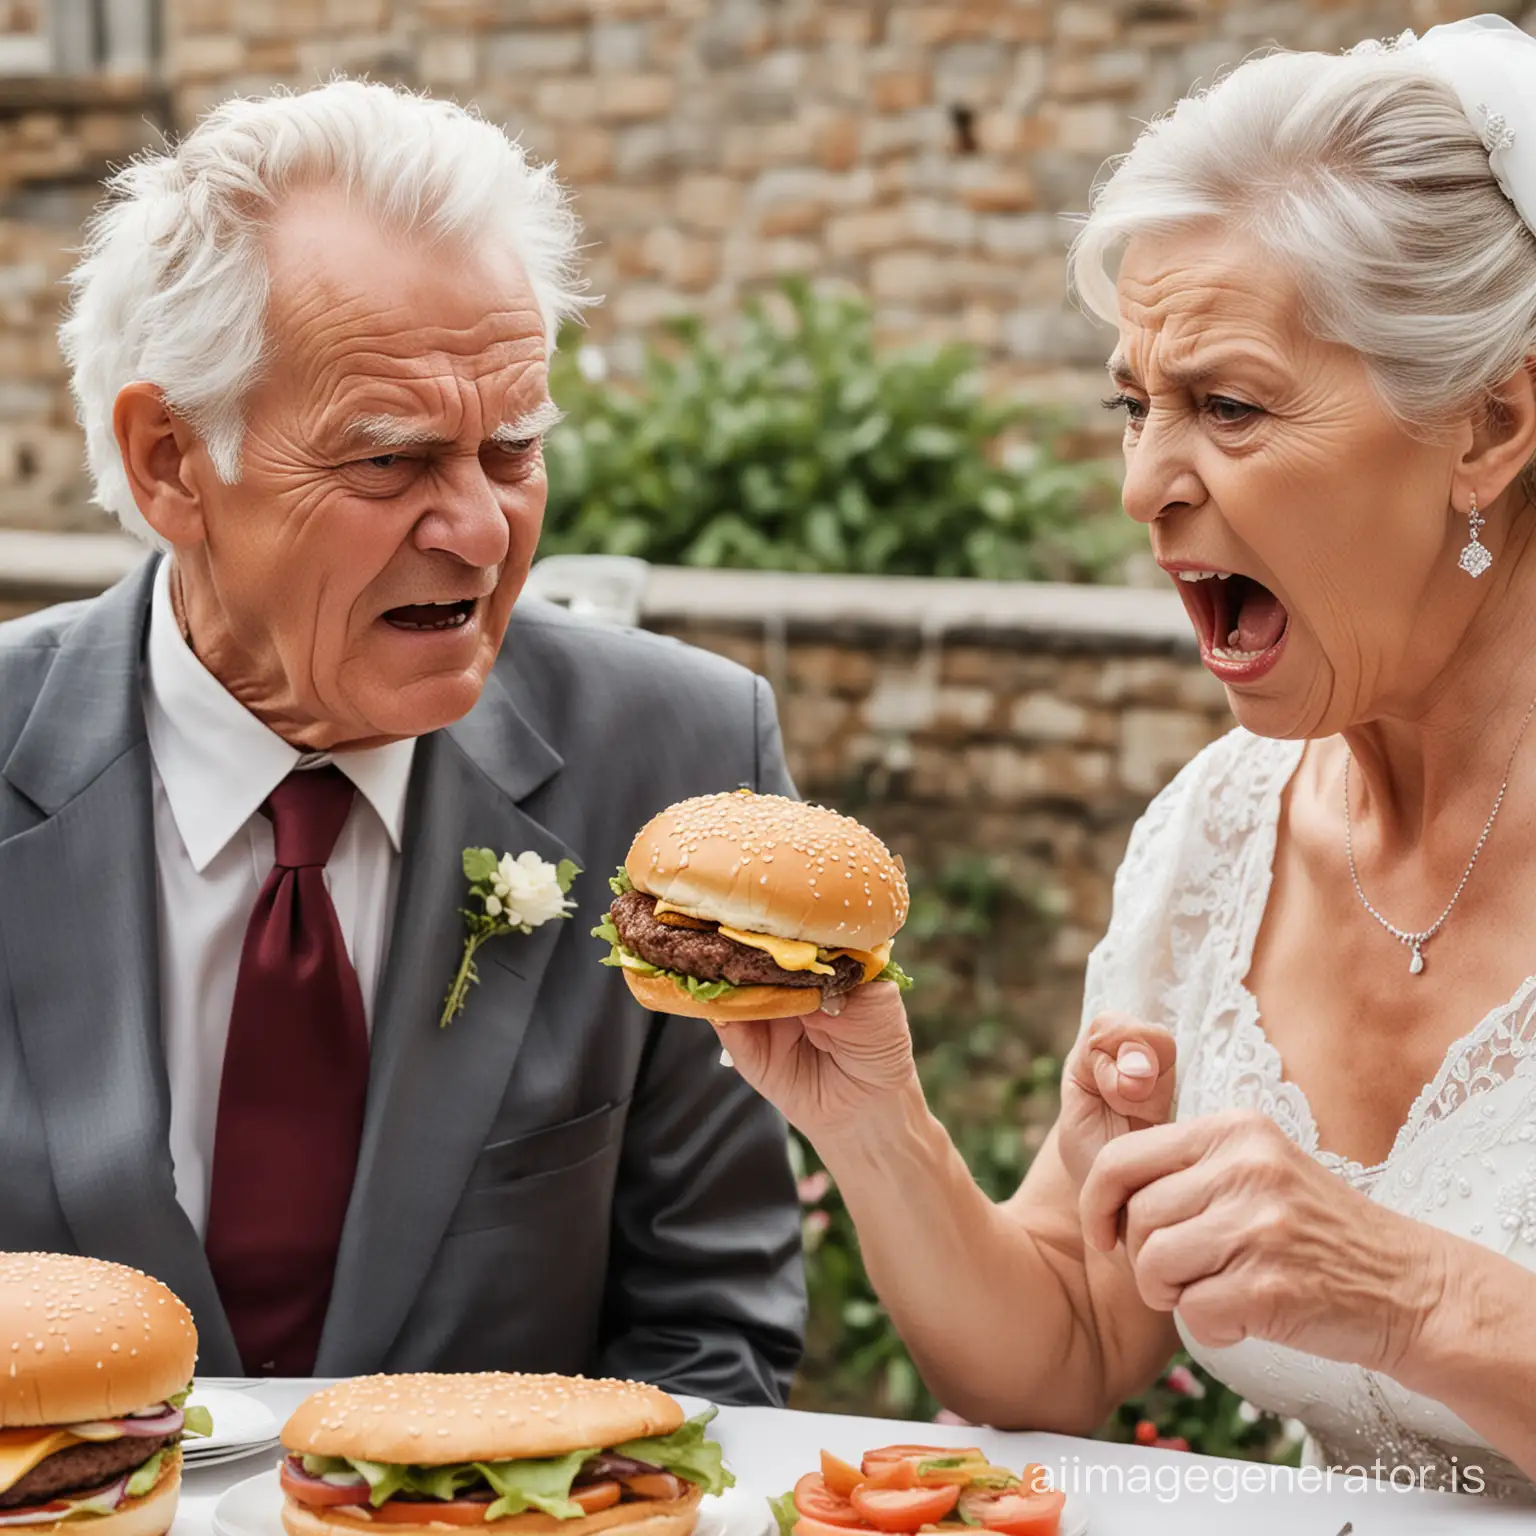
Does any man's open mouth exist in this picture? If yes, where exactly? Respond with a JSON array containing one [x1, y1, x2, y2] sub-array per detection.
[[1171, 568, 1289, 666], [382, 599, 477, 632]]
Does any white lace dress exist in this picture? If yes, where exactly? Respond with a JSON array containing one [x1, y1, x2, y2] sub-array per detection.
[[1082, 728, 1536, 1501]]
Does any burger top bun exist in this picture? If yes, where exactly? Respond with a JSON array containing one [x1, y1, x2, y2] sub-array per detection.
[[283, 1374, 685, 1465], [0, 1254, 198, 1427], [619, 971, 822, 1024], [625, 793, 908, 953]]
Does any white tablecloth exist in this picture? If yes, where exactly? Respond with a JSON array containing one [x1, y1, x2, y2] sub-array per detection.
[[173, 1379, 1536, 1536]]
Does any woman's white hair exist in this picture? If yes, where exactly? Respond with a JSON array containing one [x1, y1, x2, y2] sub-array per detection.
[[61, 78, 588, 544], [1069, 44, 1536, 449]]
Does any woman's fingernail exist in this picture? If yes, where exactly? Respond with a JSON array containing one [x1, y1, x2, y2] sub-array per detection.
[[1118, 1047, 1155, 1079]]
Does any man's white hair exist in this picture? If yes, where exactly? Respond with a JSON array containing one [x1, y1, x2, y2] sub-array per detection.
[[61, 78, 587, 545], [1069, 46, 1536, 442]]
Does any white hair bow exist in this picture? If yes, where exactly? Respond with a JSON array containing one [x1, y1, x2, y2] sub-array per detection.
[[1411, 14, 1536, 235]]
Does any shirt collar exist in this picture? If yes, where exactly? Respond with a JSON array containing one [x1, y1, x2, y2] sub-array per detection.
[[142, 559, 416, 872]]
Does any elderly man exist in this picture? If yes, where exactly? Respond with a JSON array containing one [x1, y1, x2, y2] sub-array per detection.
[[0, 81, 804, 1398]]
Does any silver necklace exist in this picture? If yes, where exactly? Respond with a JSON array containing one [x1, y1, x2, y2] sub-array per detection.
[[1344, 695, 1536, 975]]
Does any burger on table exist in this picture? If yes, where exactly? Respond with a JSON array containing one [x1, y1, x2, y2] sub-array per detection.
[[279, 1374, 732, 1536], [0, 1254, 209, 1536]]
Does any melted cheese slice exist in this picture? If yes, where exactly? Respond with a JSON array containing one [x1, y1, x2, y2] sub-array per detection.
[[824, 940, 894, 983], [716, 925, 836, 975], [0, 1429, 85, 1495]]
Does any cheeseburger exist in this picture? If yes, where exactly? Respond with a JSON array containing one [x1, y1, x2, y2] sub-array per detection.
[[0, 1253, 209, 1536], [595, 791, 912, 1021], [279, 1374, 732, 1536]]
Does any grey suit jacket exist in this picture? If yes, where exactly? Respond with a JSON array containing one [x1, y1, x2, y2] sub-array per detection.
[[0, 559, 806, 1402]]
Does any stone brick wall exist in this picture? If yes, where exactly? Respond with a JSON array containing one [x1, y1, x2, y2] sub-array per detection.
[[2, 0, 1530, 535]]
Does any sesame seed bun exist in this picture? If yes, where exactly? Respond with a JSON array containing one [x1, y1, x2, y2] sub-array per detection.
[[17, 1449, 182, 1536], [0, 1255, 198, 1427], [282, 1375, 686, 1465], [619, 971, 822, 1023], [625, 794, 908, 954], [280, 1485, 702, 1536]]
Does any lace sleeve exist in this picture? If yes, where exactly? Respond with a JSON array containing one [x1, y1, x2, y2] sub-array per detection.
[[1077, 731, 1245, 1049]]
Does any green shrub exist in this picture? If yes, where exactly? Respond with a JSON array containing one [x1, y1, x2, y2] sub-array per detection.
[[544, 282, 1134, 581], [789, 853, 1300, 1465]]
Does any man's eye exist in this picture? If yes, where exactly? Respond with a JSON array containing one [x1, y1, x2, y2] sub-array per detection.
[[364, 454, 400, 469], [493, 438, 537, 455]]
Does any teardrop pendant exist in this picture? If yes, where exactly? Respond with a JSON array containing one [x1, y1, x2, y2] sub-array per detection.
[[1409, 944, 1425, 975]]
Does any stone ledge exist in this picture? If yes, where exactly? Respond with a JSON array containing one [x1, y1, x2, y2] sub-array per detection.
[[642, 567, 1194, 654], [0, 530, 1194, 653]]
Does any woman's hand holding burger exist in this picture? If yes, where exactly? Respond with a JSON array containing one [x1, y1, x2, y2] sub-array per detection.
[[710, 981, 922, 1142]]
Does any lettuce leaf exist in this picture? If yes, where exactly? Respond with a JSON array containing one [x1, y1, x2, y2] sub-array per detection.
[[476, 1450, 595, 1521], [302, 1449, 600, 1519], [297, 1413, 732, 1520], [591, 917, 741, 1003], [769, 1491, 799, 1536], [876, 959, 914, 992], [609, 1410, 735, 1496], [164, 1383, 212, 1439], [125, 1451, 166, 1499], [610, 867, 634, 896]]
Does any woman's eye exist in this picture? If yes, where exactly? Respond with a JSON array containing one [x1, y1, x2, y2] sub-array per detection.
[[1206, 396, 1260, 424], [1101, 393, 1147, 423]]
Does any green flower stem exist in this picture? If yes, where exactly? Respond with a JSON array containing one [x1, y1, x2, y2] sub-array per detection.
[[440, 931, 491, 1029]]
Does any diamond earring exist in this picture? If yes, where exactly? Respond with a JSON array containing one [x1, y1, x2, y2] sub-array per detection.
[[1459, 491, 1492, 579]]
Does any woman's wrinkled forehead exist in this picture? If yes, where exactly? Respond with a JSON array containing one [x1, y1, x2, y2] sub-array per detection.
[[1113, 229, 1328, 390]]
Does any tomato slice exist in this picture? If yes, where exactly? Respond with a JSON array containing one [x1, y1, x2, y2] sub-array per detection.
[[794, 1474, 866, 1528], [372, 1501, 497, 1526], [794, 1518, 880, 1536], [860, 1461, 919, 1492], [861, 1448, 986, 1490], [619, 1475, 683, 1502], [280, 1460, 373, 1508], [820, 1453, 864, 1500], [570, 1483, 624, 1515], [956, 1487, 1066, 1536], [849, 1485, 960, 1533]]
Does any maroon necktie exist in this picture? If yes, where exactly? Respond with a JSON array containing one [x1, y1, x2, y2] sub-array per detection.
[[204, 766, 371, 1375]]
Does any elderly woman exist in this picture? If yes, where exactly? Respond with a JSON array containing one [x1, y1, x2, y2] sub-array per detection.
[[718, 14, 1536, 1500]]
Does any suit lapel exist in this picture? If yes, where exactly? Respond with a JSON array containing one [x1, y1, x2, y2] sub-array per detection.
[[317, 673, 578, 1374], [0, 562, 241, 1372]]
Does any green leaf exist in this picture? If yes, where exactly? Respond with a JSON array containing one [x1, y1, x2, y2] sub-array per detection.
[[125, 1450, 166, 1498], [462, 848, 499, 883], [556, 859, 581, 895], [769, 1491, 800, 1536], [612, 1412, 735, 1496], [609, 866, 635, 896], [477, 1448, 595, 1521], [877, 959, 915, 992]]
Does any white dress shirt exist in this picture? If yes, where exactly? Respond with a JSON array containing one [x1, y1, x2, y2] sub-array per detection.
[[141, 559, 416, 1237]]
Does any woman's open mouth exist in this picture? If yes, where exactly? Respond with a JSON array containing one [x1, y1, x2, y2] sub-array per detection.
[[1170, 568, 1290, 683], [382, 599, 477, 632]]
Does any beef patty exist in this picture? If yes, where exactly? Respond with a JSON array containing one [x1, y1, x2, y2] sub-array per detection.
[[0, 1436, 174, 1509], [610, 890, 866, 997]]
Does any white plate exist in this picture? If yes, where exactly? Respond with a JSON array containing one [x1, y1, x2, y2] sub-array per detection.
[[215, 1471, 775, 1536], [183, 1388, 283, 1464]]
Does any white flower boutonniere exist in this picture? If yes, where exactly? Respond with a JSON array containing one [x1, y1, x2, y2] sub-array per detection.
[[439, 848, 580, 1028]]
